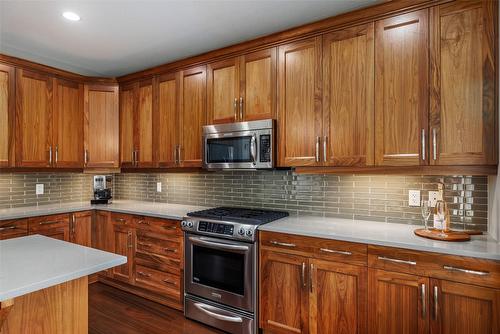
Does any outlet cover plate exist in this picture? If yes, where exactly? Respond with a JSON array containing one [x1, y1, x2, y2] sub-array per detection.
[[156, 182, 162, 192], [36, 184, 44, 195], [428, 191, 440, 207], [408, 190, 421, 207]]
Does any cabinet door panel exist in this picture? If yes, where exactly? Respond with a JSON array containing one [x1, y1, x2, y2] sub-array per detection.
[[112, 225, 134, 283], [92, 211, 114, 277], [260, 250, 309, 333], [71, 211, 92, 247], [137, 80, 154, 167], [430, 1, 497, 165], [374, 10, 429, 166], [368, 268, 429, 334], [430, 279, 499, 334], [120, 84, 136, 167], [157, 72, 179, 167], [16, 69, 53, 167], [278, 37, 322, 167], [323, 23, 374, 167], [179, 66, 206, 167], [207, 58, 239, 124], [0, 64, 14, 167], [241, 48, 276, 121], [53, 78, 83, 168], [84, 84, 119, 168], [310, 259, 367, 334]]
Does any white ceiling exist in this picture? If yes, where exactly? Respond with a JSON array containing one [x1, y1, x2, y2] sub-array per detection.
[[0, 0, 380, 77]]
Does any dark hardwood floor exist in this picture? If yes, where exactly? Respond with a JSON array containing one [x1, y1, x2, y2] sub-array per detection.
[[89, 282, 224, 334]]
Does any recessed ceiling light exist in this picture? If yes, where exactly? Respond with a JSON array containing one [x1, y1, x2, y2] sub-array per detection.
[[62, 11, 80, 21]]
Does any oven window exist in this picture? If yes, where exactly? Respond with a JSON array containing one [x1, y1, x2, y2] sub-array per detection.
[[207, 137, 252, 163], [192, 245, 245, 295]]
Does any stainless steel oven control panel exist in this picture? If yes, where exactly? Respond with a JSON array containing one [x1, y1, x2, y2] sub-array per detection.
[[181, 217, 257, 242]]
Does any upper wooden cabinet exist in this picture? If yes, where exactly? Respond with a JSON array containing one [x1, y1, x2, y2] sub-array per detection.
[[374, 10, 429, 166], [120, 83, 135, 167], [207, 48, 276, 124], [323, 23, 375, 167], [84, 84, 119, 168], [0, 64, 14, 168], [157, 72, 179, 168], [15, 69, 53, 167], [278, 37, 322, 167], [53, 78, 84, 168], [429, 0, 497, 166]]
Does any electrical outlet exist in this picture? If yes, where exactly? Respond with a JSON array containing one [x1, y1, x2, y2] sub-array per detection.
[[428, 191, 440, 207], [36, 184, 44, 195], [156, 182, 162, 192], [408, 190, 421, 207]]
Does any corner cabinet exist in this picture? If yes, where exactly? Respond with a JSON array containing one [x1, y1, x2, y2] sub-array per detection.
[[0, 64, 15, 168], [84, 84, 119, 168]]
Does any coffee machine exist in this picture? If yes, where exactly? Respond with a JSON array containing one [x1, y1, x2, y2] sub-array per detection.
[[91, 175, 113, 204]]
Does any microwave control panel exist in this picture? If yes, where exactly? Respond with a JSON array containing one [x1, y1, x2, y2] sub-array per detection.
[[260, 135, 271, 163]]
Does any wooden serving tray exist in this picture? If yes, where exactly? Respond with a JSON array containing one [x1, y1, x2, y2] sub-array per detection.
[[414, 228, 470, 242]]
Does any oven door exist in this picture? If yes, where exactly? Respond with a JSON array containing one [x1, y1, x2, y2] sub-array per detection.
[[185, 233, 255, 312]]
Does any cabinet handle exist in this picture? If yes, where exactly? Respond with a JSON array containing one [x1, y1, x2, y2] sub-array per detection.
[[421, 129, 426, 161], [315, 136, 320, 162], [323, 136, 327, 162], [319, 248, 351, 256], [309, 263, 314, 292], [233, 98, 238, 120], [433, 285, 439, 320], [443, 265, 489, 276], [432, 128, 437, 161], [163, 225, 177, 230], [301, 262, 306, 288], [420, 283, 426, 318], [84, 149, 89, 166], [71, 214, 75, 234], [164, 247, 177, 253], [55, 146, 59, 164], [115, 218, 126, 223], [163, 279, 176, 286], [39, 221, 59, 225], [239, 97, 244, 120], [138, 271, 151, 278], [269, 240, 295, 248], [49, 146, 53, 165], [0, 226, 16, 231], [178, 145, 182, 164], [127, 232, 133, 248], [137, 220, 150, 225], [138, 242, 151, 247], [378, 256, 416, 266]]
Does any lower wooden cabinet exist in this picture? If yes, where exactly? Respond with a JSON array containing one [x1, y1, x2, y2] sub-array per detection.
[[70, 211, 92, 247], [28, 214, 70, 241], [0, 219, 28, 240], [111, 224, 135, 284]]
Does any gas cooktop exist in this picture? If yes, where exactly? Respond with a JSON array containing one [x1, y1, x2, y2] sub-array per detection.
[[186, 207, 289, 225]]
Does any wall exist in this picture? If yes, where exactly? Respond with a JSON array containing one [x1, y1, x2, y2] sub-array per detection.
[[115, 172, 489, 231]]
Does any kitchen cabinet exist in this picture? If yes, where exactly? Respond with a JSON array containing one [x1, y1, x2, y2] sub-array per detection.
[[368, 268, 428, 334], [120, 83, 135, 167], [93, 211, 114, 278], [207, 48, 276, 124], [322, 23, 375, 167], [260, 249, 309, 333], [84, 83, 119, 168], [53, 78, 84, 168], [429, 279, 499, 334], [15, 69, 53, 167], [374, 10, 429, 166], [112, 223, 135, 284], [429, 0, 497, 166], [70, 211, 92, 247], [28, 214, 70, 241], [0, 64, 15, 168], [0, 219, 28, 240], [157, 72, 179, 167], [277, 37, 322, 167]]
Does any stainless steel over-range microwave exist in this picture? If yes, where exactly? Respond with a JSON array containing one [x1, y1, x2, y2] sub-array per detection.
[[202, 119, 275, 170]]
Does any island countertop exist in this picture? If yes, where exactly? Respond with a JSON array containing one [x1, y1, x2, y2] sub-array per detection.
[[0, 235, 126, 301]]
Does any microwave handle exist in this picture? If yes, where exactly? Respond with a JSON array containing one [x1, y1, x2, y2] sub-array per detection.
[[250, 135, 257, 165], [189, 236, 250, 252]]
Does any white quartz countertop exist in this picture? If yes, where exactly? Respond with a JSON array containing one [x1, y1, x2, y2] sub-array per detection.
[[259, 216, 500, 261], [0, 200, 208, 221], [0, 235, 127, 301]]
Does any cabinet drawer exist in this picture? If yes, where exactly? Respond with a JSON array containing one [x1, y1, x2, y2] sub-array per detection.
[[110, 212, 135, 226], [28, 214, 69, 232], [0, 219, 28, 240], [135, 250, 182, 276], [136, 231, 182, 260], [135, 217, 181, 236], [261, 231, 315, 254], [135, 265, 181, 300]]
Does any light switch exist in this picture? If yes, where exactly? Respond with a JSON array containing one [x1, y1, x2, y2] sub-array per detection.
[[36, 184, 44, 195]]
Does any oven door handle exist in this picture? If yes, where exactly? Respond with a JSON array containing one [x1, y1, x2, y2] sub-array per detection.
[[189, 236, 250, 252], [194, 302, 243, 323]]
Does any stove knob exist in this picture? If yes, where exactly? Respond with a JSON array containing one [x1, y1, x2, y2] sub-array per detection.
[[238, 227, 245, 235], [246, 229, 253, 237], [181, 221, 187, 228], [187, 221, 194, 228]]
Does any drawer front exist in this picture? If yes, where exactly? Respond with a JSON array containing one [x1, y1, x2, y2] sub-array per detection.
[[135, 251, 182, 276], [368, 245, 500, 289], [0, 219, 28, 240], [110, 212, 135, 226], [135, 217, 181, 236], [136, 232, 182, 261], [260, 231, 315, 254], [135, 265, 181, 300], [28, 214, 69, 232]]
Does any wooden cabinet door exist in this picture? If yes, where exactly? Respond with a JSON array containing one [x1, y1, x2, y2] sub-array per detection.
[[157, 72, 179, 167], [84, 84, 119, 168], [240, 48, 276, 121], [15, 69, 53, 167], [0, 64, 15, 168], [260, 250, 309, 333], [429, 1, 497, 166], [120, 83, 136, 168], [374, 10, 429, 166], [368, 269, 429, 334], [309, 259, 367, 334], [430, 279, 499, 334], [179, 66, 206, 167], [92, 211, 114, 277], [207, 57, 239, 124], [137, 79, 154, 167], [278, 37, 322, 167], [53, 78, 83, 168], [323, 23, 374, 167], [70, 211, 92, 247], [112, 224, 135, 283]]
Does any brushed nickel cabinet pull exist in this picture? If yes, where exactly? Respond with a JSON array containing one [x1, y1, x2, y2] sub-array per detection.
[[55, 146, 59, 164], [320, 248, 352, 256], [421, 283, 426, 318], [115, 218, 126, 223], [239, 97, 244, 120], [378, 256, 416, 266], [433, 285, 439, 320], [163, 225, 177, 230], [84, 149, 89, 166], [138, 242, 151, 247], [163, 279, 176, 286], [164, 247, 177, 253], [138, 271, 151, 278], [310, 263, 314, 293], [301, 262, 306, 288], [421, 129, 426, 161], [233, 98, 238, 120], [178, 145, 182, 164], [49, 146, 53, 165], [0, 226, 16, 231], [39, 221, 59, 225], [432, 128, 437, 161], [127, 232, 133, 248], [137, 220, 150, 225], [269, 240, 295, 247], [323, 136, 327, 162], [443, 265, 489, 276], [315, 136, 320, 162]]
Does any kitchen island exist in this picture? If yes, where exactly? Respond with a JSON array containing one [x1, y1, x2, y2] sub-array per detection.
[[0, 235, 126, 333]]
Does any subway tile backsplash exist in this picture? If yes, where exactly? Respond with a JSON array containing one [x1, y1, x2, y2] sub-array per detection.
[[114, 171, 489, 231]]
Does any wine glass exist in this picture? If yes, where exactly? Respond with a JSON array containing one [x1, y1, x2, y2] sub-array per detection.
[[435, 200, 447, 237], [421, 200, 431, 231]]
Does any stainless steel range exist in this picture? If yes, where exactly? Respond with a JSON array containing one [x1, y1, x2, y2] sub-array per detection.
[[181, 207, 288, 334]]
